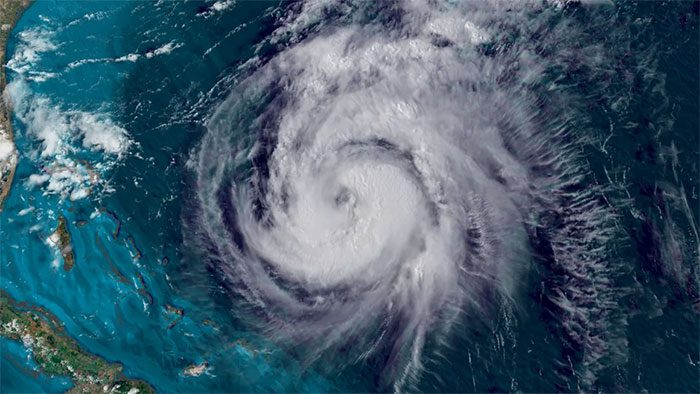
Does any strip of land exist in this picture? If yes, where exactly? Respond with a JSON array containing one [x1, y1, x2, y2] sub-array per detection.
[[1, 291, 155, 393], [47, 216, 76, 271], [0, 0, 30, 211]]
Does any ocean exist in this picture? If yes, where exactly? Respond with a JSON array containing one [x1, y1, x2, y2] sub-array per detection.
[[1, 0, 697, 392]]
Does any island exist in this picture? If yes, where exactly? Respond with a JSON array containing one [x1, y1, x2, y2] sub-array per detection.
[[0, 0, 30, 211], [47, 216, 76, 271], [181, 362, 208, 378], [1, 291, 155, 393], [163, 304, 184, 330]]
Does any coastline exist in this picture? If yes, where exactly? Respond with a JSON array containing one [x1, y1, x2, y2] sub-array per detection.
[[0, 0, 31, 211], [0, 4, 155, 391], [1, 290, 155, 393]]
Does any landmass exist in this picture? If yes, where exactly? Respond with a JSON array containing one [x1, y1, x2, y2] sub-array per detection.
[[0, 291, 155, 393], [163, 304, 184, 330], [181, 362, 208, 378], [47, 216, 76, 271], [0, 0, 30, 211]]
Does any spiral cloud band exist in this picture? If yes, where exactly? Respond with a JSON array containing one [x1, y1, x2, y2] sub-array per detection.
[[192, 0, 624, 389]]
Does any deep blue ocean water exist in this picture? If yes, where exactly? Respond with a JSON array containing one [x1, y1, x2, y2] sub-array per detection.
[[1, 1, 697, 392]]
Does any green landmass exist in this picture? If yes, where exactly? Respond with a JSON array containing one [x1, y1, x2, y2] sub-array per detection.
[[0, 0, 30, 211], [0, 291, 155, 393], [51, 216, 76, 271]]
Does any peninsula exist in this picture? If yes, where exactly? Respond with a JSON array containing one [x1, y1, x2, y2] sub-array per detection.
[[0, 0, 30, 211]]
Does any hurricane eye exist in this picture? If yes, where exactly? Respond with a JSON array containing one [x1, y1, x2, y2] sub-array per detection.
[[334, 187, 353, 208], [190, 1, 645, 391]]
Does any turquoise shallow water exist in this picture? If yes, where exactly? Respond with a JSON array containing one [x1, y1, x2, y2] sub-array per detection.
[[1, 1, 698, 392], [2, 1, 331, 392]]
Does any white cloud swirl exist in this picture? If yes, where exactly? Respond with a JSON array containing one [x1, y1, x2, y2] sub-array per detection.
[[191, 0, 626, 390]]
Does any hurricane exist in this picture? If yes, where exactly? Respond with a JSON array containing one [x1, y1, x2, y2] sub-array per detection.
[[1, 0, 697, 392], [191, 0, 632, 390]]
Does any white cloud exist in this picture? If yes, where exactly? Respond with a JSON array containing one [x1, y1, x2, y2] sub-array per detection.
[[7, 79, 131, 200], [6, 27, 58, 74], [197, 0, 236, 17], [69, 187, 90, 201], [7, 79, 131, 158], [145, 41, 183, 59], [26, 174, 50, 187], [0, 140, 15, 161], [74, 113, 131, 156]]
